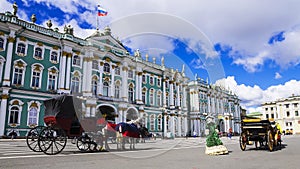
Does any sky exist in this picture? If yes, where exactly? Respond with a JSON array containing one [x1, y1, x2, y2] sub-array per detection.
[[1, 0, 300, 112]]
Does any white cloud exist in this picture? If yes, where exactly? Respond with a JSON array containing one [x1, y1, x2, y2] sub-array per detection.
[[275, 72, 282, 79], [215, 76, 300, 110], [0, 0, 14, 13]]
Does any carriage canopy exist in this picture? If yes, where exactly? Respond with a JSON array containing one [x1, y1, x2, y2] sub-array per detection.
[[43, 95, 82, 119]]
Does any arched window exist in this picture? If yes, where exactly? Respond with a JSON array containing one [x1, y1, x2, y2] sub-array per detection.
[[92, 77, 98, 96], [114, 81, 121, 98], [28, 107, 38, 126], [166, 92, 169, 107], [92, 60, 98, 70], [9, 106, 19, 124], [157, 91, 162, 106], [12, 60, 27, 86], [150, 115, 155, 131], [31, 64, 43, 89], [73, 55, 81, 66], [103, 81, 109, 97], [71, 76, 80, 93], [47, 67, 58, 91], [149, 89, 154, 105], [157, 115, 162, 130], [142, 75, 146, 83], [103, 63, 110, 73], [17, 43, 26, 55], [150, 76, 154, 85], [142, 88, 147, 104], [128, 85, 134, 103], [115, 66, 120, 75], [157, 78, 161, 86], [128, 70, 133, 78], [34, 47, 43, 59], [50, 51, 58, 62], [0, 38, 4, 49]]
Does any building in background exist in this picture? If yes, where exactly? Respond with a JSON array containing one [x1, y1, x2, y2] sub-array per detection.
[[188, 79, 241, 136], [261, 94, 300, 135], [0, 3, 241, 138]]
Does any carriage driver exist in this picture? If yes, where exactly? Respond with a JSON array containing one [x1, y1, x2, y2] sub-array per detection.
[[275, 122, 283, 134]]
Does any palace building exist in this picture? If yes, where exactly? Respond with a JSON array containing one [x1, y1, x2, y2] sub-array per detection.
[[0, 3, 241, 138]]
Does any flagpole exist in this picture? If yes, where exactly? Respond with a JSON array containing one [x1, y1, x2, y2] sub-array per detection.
[[96, 5, 99, 30]]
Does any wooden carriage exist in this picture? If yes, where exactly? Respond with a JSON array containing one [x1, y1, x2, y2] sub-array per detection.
[[239, 118, 282, 151]]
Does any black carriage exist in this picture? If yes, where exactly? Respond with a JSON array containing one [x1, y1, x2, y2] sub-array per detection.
[[239, 118, 282, 151], [26, 95, 100, 155]]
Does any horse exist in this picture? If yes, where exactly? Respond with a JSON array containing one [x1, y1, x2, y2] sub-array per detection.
[[100, 119, 150, 150]]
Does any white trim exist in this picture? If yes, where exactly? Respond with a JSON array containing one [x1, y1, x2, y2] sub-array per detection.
[[72, 54, 82, 68], [0, 55, 5, 83], [15, 38, 28, 56], [33, 45, 45, 60]]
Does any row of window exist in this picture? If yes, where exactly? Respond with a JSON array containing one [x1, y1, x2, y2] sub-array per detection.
[[265, 110, 299, 119], [16, 43, 59, 63], [8, 100, 40, 127], [265, 103, 299, 111], [10, 60, 58, 91]]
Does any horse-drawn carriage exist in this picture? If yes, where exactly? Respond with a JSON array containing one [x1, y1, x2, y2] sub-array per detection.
[[239, 118, 282, 151], [26, 95, 149, 155]]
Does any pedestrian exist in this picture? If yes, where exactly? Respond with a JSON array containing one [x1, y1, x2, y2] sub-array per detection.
[[228, 128, 232, 139], [193, 131, 197, 138]]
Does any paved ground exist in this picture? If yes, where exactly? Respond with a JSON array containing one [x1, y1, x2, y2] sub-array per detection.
[[0, 135, 299, 169]]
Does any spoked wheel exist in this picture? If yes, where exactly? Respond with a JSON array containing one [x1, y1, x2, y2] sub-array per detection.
[[38, 127, 67, 155], [76, 135, 91, 152], [267, 130, 274, 152], [26, 126, 44, 152], [239, 133, 247, 151]]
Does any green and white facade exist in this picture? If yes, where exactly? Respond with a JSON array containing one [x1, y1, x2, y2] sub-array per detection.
[[0, 5, 241, 138]]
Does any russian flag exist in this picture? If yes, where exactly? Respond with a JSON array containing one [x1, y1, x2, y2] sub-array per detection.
[[98, 5, 108, 16]]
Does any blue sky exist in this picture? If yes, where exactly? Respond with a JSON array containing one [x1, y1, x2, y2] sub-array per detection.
[[1, 0, 300, 111]]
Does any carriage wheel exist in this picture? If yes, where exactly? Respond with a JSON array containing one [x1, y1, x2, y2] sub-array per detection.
[[76, 135, 91, 152], [38, 127, 67, 155], [26, 126, 44, 152], [267, 130, 274, 152], [239, 133, 247, 151]]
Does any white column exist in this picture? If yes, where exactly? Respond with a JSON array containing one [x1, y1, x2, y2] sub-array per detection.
[[60, 55, 67, 89], [82, 58, 88, 92], [86, 59, 92, 93], [0, 95, 8, 136], [91, 106, 96, 117], [85, 106, 91, 117], [65, 55, 72, 90], [121, 66, 128, 100], [178, 115, 182, 137], [184, 116, 188, 136], [171, 113, 175, 136], [99, 62, 103, 95], [110, 66, 115, 97], [182, 85, 187, 109], [176, 83, 180, 107], [3, 36, 15, 86], [138, 73, 142, 101], [170, 81, 174, 106], [163, 79, 166, 107], [135, 71, 139, 102], [163, 113, 167, 137]]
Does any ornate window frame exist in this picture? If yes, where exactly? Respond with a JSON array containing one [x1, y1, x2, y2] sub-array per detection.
[[47, 66, 59, 91], [0, 34, 7, 51], [12, 59, 27, 86], [72, 54, 82, 67], [8, 99, 24, 127], [157, 90, 162, 107], [149, 88, 155, 105], [49, 50, 59, 64], [91, 75, 99, 96], [0, 56, 5, 83], [30, 63, 44, 89], [150, 114, 156, 131], [27, 101, 41, 127], [15, 37, 28, 56], [114, 80, 121, 98], [157, 114, 162, 131], [71, 71, 82, 94]]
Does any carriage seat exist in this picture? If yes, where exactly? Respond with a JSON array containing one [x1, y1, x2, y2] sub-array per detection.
[[44, 116, 56, 126]]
